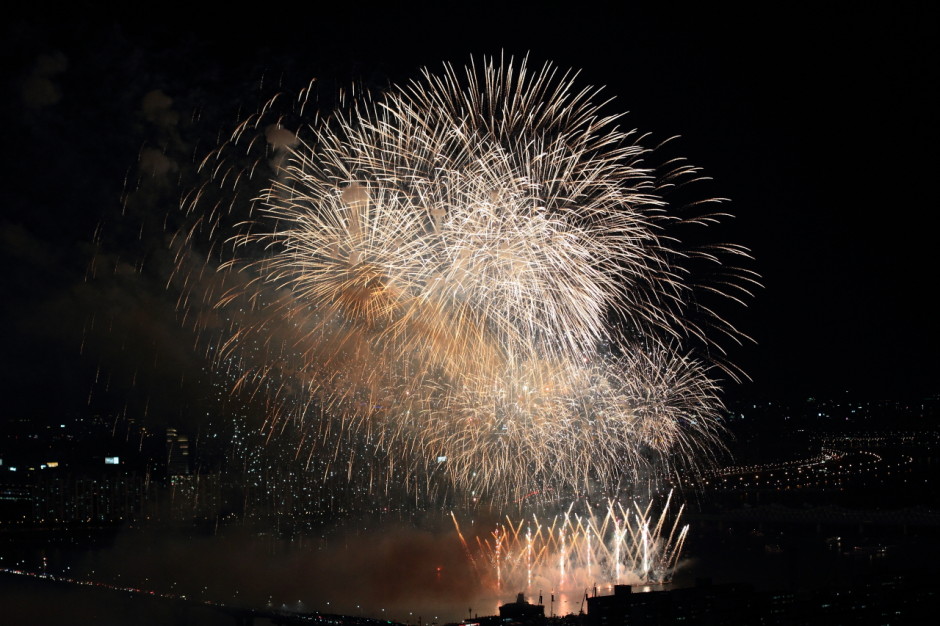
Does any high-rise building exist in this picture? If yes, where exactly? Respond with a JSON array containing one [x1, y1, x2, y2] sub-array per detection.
[[165, 428, 190, 476]]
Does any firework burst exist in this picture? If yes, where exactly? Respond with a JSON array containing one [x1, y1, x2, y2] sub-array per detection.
[[171, 56, 754, 502]]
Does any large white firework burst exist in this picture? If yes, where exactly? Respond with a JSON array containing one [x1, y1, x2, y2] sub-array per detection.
[[174, 56, 755, 503]]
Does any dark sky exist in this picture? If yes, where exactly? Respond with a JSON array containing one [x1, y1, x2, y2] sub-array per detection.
[[1, 2, 936, 428]]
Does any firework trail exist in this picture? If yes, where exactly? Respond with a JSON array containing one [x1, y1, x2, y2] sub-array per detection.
[[171, 56, 755, 502]]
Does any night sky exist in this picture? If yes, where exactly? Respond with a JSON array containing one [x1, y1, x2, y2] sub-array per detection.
[[2, 2, 936, 430]]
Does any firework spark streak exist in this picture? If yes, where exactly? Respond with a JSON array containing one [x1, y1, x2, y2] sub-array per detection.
[[171, 56, 755, 502], [452, 491, 689, 592]]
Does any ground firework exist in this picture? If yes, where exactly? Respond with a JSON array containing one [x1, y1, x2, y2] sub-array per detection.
[[453, 491, 689, 593], [174, 57, 754, 503]]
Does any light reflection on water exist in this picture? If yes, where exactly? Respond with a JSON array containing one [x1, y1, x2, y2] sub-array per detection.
[[3, 520, 938, 625]]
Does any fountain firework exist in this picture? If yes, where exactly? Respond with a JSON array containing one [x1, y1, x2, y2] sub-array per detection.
[[453, 491, 688, 595], [168, 56, 754, 503]]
